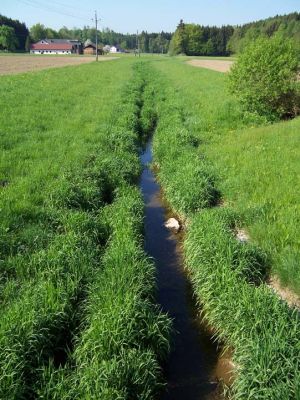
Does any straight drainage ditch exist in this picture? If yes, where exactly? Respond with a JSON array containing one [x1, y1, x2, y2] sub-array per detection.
[[140, 139, 232, 400]]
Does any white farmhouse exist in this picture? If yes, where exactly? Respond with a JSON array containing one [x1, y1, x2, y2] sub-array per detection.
[[30, 39, 82, 55], [109, 45, 124, 53]]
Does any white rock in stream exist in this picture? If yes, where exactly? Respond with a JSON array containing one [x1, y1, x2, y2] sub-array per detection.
[[165, 218, 180, 232]]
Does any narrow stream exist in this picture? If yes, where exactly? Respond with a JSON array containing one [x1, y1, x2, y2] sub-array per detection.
[[140, 140, 224, 400]]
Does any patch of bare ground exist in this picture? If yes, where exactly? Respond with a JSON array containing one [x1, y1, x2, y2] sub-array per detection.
[[268, 276, 300, 310], [234, 231, 300, 310], [214, 348, 236, 387], [187, 59, 234, 73], [0, 55, 118, 75], [232, 228, 300, 309]]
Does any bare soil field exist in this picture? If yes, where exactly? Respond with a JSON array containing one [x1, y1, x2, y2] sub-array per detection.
[[0, 55, 118, 75], [187, 59, 234, 73]]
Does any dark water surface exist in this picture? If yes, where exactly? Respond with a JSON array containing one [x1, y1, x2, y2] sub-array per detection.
[[140, 140, 225, 400]]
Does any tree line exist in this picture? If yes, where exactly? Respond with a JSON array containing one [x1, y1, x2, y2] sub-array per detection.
[[31, 24, 172, 53], [1, 12, 299, 55], [169, 20, 234, 56], [169, 12, 300, 56], [28, 23, 172, 53], [0, 15, 171, 53], [227, 12, 300, 53]]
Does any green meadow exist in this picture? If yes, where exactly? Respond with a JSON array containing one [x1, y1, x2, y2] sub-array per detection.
[[0, 55, 299, 399]]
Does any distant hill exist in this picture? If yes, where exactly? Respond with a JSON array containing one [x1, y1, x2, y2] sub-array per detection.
[[227, 12, 300, 53]]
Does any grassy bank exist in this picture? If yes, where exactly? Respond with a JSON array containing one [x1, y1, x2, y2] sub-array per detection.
[[204, 117, 300, 293], [0, 60, 171, 398], [154, 57, 300, 294], [150, 58, 300, 399]]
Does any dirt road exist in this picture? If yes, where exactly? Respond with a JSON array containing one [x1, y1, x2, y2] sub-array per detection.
[[187, 59, 234, 73], [0, 55, 118, 75]]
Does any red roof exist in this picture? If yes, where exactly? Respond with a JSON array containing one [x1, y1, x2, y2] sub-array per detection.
[[31, 43, 73, 50]]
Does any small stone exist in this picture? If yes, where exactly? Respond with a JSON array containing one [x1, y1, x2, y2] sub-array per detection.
[[236, 229, 249, 242], [165, 218, 180, 232]]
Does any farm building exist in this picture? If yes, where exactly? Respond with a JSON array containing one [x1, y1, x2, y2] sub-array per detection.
[[109, 45, 125, 53], [83, 40, 103, 55], [30, 39, 82, 55]]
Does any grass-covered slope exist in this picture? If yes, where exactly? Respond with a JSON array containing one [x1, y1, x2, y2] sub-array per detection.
[[154, 57, 300, 294], [205, 116, 300, 293], [150, 58, 300, 399], [185, 209, 300, 400]]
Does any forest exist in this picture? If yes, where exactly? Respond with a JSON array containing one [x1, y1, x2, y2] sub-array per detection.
[[169, 20, 234, 56], [169, 13, 300, 55], [227, 12, 300, 53]]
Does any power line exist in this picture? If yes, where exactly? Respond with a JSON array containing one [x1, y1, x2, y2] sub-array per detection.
[[41, 0, 88, 14], [25, 0, 89, 19], [15, 0, 90, 22]]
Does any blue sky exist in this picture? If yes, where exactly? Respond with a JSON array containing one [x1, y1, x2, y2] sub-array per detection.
[[2, 0, 300, 33]]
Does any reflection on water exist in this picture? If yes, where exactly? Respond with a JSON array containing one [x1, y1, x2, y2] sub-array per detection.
[[140, 140, 230, 400]]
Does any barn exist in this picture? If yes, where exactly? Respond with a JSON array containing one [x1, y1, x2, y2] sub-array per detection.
[[83, 40, 104, 55], [30, 39, 82, 55]]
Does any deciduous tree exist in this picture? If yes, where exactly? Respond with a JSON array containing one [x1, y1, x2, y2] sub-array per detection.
[[30, 23, 47, 42], [0, 25, 18, 51]]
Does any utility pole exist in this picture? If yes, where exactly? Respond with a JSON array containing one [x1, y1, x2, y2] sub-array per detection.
[[92, 11, 100, 62], [136, 30, 140, 57]]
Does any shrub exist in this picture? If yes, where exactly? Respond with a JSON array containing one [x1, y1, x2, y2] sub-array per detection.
[[228, 37, 299, 119]]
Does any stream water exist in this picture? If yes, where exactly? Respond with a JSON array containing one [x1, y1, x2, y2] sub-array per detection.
[[140, 140, 225, 400]]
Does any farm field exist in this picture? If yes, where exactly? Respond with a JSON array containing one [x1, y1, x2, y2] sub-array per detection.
[[0, 54, 117, 75], [187, 59, 234, 72], [0, 55, 299, 399]]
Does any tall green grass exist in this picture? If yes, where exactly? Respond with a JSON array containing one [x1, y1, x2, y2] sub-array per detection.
[[149, 58, 300, 399], [0, 61, 127, 397], [153, 58, 300, 294], [0, 61, 132, 263], [204, 117, 300, 293], [40, 187, 171, 400], [185, 209, 300, 400], [0, 60, 171, 398]]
